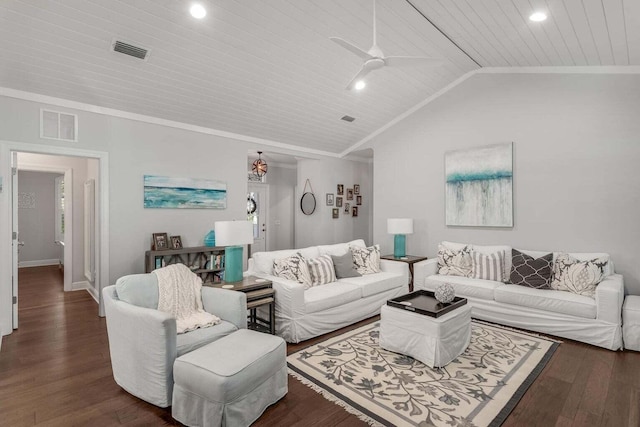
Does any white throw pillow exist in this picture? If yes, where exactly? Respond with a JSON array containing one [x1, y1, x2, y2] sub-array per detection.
[[471, 250, 505, 282], [273, 252, 312, 289], [350, 244, 381, 275], [550, 252, 608, 298], [307, 255, 337, 286], [437, 244, 472, 277]]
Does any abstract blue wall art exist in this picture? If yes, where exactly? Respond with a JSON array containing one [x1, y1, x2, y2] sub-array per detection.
[[445, 142, 513, 227], [144, 175, 227, 209]]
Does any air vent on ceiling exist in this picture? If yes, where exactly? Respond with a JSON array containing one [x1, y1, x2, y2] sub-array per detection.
[[112, 40, 149, 60], [341, 115, 355, 122]]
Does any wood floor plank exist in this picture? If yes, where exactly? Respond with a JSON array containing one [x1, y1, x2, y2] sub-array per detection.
[[2, 265, 640, 427]]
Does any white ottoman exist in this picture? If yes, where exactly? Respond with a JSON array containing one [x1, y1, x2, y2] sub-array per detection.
[[172, 329, 287, 427], [623, 296, 640, 351], [380, 303, 471, 368]]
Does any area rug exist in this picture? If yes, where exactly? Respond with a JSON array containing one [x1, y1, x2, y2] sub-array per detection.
[[287, 321, 558, 427]]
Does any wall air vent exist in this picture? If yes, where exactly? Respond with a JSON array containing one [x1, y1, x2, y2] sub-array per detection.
[[112, 40, 149, 60], [341, 115, 355, 122]]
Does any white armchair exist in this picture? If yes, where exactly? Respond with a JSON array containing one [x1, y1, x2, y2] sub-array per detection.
[[103, 273, 247, 407]]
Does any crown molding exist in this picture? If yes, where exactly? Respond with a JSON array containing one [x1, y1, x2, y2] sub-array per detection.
[[340, 65, 640, 157]]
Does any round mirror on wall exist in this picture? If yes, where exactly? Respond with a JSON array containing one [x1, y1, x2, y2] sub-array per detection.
[[300, 192, 316, 215]]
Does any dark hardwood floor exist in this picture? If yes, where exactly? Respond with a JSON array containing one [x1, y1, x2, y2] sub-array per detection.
[[1, 266, 638, 426]]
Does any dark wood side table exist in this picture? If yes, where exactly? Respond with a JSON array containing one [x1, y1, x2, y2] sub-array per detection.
[[380, 255, 429, 292], [205, 275, 275, 335]]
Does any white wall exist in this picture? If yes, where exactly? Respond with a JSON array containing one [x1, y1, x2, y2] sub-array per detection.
[[17, 171, 62, 265], [295, 158, 373, 248], [265, 165, 296, 251], [368, 72, 640, 294], [0, 95, 247, 335]]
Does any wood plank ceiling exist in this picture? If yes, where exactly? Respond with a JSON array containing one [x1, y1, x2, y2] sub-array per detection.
[[0, 0, 637, 155]]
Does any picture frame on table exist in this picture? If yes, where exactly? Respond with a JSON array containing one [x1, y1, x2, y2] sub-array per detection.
[[354, 184, 360, 194], [332, 208, 339, 219], [152, 232, 169, 250], [337, 184, 344, 195], [326, 193, 334, 206], [171, 235, 183, 249], [336, 197, 343, 207], [356, 195, 362, 205], [346, 188, 354, 200]]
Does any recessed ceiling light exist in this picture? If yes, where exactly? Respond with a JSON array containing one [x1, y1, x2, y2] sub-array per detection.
[[190, 3, 207, 19], [354, 80, 366, 90], [529, 12, 547, 22]]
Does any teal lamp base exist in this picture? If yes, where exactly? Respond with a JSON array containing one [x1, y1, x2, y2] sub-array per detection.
[[393, 234, 406, 258], [224, 245, 244, 283]]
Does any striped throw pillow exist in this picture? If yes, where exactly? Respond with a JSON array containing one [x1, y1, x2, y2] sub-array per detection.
[[471, 251, 505, 282], [307, 255, 337, 286]]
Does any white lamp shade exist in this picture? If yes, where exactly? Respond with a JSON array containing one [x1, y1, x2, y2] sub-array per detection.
[[214, 221, 254, 246], [387, 218, 413, 235]]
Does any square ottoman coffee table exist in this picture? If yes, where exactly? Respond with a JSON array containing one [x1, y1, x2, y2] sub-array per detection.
[[379, 290, 471, 368]]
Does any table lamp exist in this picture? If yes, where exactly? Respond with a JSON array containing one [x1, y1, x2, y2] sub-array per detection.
[[214, 220, 254, 283], [387, 218, 414, 258]]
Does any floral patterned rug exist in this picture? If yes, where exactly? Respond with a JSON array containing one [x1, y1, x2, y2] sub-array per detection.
[[287, 321, 558, 427]]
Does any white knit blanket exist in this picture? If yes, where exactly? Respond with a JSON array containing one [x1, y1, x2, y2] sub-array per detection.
[[154, 264, 221, 334]]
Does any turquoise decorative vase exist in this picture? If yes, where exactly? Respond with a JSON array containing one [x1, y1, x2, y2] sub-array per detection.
[[393, 234, 406, 258], [204, 230, 216, 247]]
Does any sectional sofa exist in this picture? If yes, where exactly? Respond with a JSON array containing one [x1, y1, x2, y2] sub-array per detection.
[[413, 242, 624, 350], [247, 239, 409, 343]]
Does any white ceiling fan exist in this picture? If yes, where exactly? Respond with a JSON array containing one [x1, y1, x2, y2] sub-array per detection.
[[330, 0, 444, 90]]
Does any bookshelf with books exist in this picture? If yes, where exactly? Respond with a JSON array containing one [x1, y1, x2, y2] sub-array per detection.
[[145, 246, 226, 284]]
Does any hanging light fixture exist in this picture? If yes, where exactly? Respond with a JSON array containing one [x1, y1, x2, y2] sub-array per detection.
[[252, 151, 268, 178]]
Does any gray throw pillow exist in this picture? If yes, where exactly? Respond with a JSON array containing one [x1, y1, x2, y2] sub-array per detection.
[[509, 249, 553, 289], [331, 252, 362, 279]]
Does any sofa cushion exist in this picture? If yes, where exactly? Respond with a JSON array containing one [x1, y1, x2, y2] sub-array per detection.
[[437, 244, 472, 277], [273, 252, 313, 289], [252, 246, 320, 275], [332, 252, 361, 279], [471, 250, 505, 282], [350, 244, 381, 275], [470, 245, 511, 279], [176, 320, 238, 357], [510, 249, 553, 289], [494, 285, 596, 319], [307, 255, 336, 286], [424, 276, 501, 301], [115, 273, 159, 309], [318, 239, 366, 257], [550, 253, 608, 298], [339, 271, 405, 297], [304, 282, 362, 314]]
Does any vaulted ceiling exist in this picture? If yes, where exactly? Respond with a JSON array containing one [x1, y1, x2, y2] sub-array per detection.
[[1, 0, 638, 156]]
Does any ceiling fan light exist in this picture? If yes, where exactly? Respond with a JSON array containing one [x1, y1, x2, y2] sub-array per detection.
[[190, 3, 207, 19], [529, 12, 547, 22], [354, 80, 366, 90]]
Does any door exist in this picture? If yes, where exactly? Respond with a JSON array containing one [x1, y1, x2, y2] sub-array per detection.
[[11, 152, 19, 328], [247, 183, 268, 254]]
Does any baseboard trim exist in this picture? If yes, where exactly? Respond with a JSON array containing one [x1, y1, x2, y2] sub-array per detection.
[[18, 259, 60, 268], [72, 281, 99, 303]]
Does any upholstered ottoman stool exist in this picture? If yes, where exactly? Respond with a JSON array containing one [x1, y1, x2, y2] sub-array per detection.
[[623, 296, 640, 351], [172, 329, 287, 427], [380, 303, 472, 368]]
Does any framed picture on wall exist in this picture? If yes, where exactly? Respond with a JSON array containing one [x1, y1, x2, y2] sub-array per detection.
[[352, 206, 358, 217], [332, 208, 339, 219], [337, 184, 344, 195], [356, 195, 362, 205], [336, 197, 343, 207], [326, 193, 334, 206], [152, 232, 169, 250], [344, 202, 350, 214], [346, 188, 354, 200], [354, 184, 360, 194]]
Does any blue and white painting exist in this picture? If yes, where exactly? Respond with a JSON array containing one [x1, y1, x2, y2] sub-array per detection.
[[144, 175, 227, 209], [445, 142, 513, 227]]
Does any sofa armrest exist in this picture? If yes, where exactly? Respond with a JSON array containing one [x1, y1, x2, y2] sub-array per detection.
[[380, 259, 410, 287], [252, 273, 306, 318], [103, 285, 177, 407], [596, 273, 624, 324], [413, 259, 439, 291], [201, 287, 247, 329]]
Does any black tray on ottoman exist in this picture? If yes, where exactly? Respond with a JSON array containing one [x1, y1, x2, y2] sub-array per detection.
[[387, 290, 467, 318]]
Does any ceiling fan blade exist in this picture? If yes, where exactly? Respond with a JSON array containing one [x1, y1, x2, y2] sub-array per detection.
[[330, 37, 374, 61], [345, 66, 373, 90], [384, 56, 445, 67]]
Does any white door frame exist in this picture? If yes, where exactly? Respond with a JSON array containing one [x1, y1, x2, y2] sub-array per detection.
[[0, 140, 110, 336], [17, 162, 73, 292]]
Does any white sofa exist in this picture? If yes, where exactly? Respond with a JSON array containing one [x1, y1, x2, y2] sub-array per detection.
[[414, 242, 624, 351], [247, 239, 409, 343]]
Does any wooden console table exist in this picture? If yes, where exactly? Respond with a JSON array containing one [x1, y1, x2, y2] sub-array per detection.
[[380, 254, 429, 292], [206, 276, 275, 335]]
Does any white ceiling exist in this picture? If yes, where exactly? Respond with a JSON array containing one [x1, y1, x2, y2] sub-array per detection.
[[1, 0, 638, 156]]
